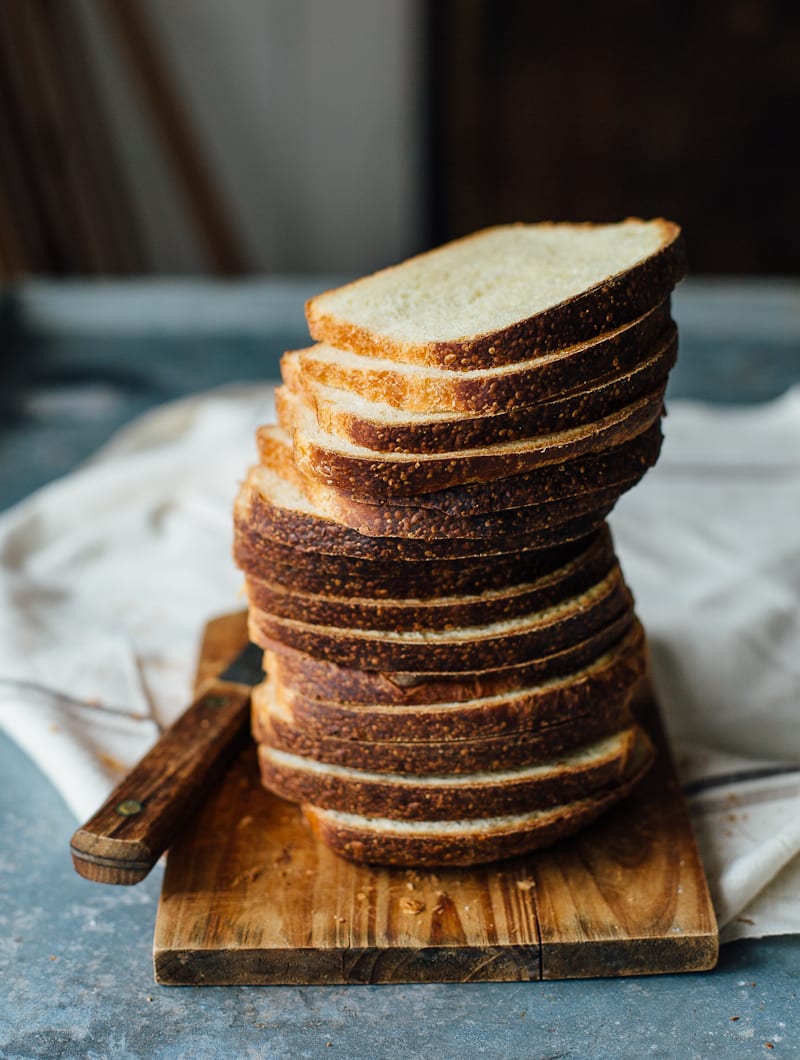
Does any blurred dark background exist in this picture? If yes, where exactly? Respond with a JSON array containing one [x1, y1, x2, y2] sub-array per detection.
[[429, 0, 800, 274], [0, 0, 798, 278]]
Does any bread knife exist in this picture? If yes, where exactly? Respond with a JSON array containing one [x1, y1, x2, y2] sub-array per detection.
[[70, 640, 263, 885]]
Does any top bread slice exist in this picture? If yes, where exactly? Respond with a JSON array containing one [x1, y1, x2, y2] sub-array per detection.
[[305, 219, 685, 370]]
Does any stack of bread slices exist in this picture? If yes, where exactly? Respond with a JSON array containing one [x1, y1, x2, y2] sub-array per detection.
[[233, 219, 686, 867]]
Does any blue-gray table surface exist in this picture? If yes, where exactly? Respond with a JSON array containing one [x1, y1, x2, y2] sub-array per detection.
[[0, 278, 798, 1059]]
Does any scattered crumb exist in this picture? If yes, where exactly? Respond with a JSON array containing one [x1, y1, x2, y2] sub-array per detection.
[[146, 996, 153, 1003], [237, 815, 254, 829], [399, 897, 425, 915], [48, 955, 57, 962], [730, 1016, 740, 1022], [325, 1041, 332, 1048], [765, 1044, 774, 1050], [405, 881, 415, 891], [333, 915, 346, 924], [355, 892, 368, 902], [516, 879, 535, 892], [432, 905, 445, 916]]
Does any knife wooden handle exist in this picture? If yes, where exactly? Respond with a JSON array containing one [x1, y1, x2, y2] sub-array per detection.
[[70, 680, 251, 885]]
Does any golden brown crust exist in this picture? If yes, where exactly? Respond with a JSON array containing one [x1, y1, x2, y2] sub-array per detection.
[[233, 530, 591, 599], [283, 390, 665, 498], [238, 483, 614, 561], [305, 220, 685, 371], [258, 623, 645, 741], [244, 530, 615, 632], [292, 333, 677, 454], [292, 302, 673, 414], [253, 419, 663, 522], [256, 453, 638, 542], [300, 730, 654, 866], [257, 725, 647, 823], [265, 612, 638, 705], [248, 568, 633, 673], [319, 422, 664, 517], [254, 691, 634, 774]]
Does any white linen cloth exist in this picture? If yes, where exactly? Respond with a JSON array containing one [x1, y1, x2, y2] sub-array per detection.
[[1, 383, 798, 944]]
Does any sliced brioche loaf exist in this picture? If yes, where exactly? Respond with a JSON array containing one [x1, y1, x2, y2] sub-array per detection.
[[301, 727, 653, 867], [286, 302, 673, 414], [283, 331, 677, 454], [305, 220, 685, 370]]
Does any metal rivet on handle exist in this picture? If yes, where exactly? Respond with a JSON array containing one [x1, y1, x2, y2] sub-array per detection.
[[116, 799, 143, 816]]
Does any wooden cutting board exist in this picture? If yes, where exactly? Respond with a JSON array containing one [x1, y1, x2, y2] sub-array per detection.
[[153, 611, 718, 985]]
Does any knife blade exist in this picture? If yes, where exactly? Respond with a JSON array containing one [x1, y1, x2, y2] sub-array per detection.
[[70, 640, 264, 885]]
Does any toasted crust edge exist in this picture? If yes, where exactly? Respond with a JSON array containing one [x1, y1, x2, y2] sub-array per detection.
[[306, 220, 685, 370]]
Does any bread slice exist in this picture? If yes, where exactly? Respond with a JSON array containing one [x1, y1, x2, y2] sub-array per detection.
[[301, 728, 653, 867], [256, 424, 639, 541], [235, 459, 615, 563], [257, 622, 645, 742], [245, 527, 615, 633], [255, 688, 633, 775], [247, 565, 633, 672], [259, 416, 663, 516], [275, 385, 664, 496], [264, 611, 638, 706], [257, 724, 645, 821], [283, 331, 677, 453], [286, 301, 673, 414], [234, 525, 591, 599], [305, 219, 685, 370], [315, 421, 664, 517]]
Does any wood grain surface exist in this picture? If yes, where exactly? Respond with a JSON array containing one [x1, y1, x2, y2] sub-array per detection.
[[153, 611, 717, 985]]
